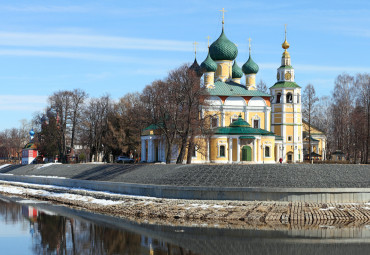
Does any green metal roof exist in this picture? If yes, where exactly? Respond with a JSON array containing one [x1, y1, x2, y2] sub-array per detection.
[[229, 115, 250, 127], [278, 65, 294, 69], [200, 51, 217, 73], [209, 28, 238, 61], [270, 81, 301, 89], [232, 61, 243, 78], [239, 136, 255, 139], [242, 54, 259, 74], [207, 80, 271, 97], [214, 126, 275, 135]]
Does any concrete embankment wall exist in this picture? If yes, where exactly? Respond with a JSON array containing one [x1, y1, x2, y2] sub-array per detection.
[[1, 174, 369, 203]]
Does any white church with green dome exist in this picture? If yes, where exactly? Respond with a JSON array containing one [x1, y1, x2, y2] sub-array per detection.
[[141, 10, 326, 164]]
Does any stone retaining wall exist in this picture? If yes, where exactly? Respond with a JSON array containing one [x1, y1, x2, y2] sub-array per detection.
[[1, 174, 369, 203]]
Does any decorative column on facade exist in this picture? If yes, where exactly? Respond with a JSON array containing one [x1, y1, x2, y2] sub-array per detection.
[[221, 109, 225, 127], [141, 138, 146, 162], [207, 139, 210, 162], [147, 139, 152, 162], [253, 140, 257, 162], [228, 137, 233, 163], [236, 137, 240, 162]]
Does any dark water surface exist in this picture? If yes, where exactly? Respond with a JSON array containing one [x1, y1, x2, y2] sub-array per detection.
[[0, 195, 369, 255]]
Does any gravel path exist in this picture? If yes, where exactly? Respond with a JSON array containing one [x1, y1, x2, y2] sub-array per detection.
[[1, 163, 369, 188]]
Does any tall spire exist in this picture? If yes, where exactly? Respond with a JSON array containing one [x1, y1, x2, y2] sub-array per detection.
[[282, 24, 290, 51], [193, 41, 198, 58], [220, 8, 227, 29]]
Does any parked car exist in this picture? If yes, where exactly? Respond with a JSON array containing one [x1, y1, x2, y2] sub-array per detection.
[[116, 156, 134, 164]]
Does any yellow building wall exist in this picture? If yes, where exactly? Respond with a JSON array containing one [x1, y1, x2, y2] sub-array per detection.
[[261, 137, 275, 162], [248, 112, 265, 129], [209, 138, 228, 161], [225, 112, 245, 126], [285, 113, 294, 124], [232, 138, 237, 161], [286, 126, 294, 142], [274, 105, 283, 113]]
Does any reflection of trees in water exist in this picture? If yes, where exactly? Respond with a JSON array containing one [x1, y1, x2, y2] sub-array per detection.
[[0, 200, 196, 254], [0, 200, 23, 223]]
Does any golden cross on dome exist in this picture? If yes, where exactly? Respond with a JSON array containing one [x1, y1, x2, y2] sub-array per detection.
[[248, 38, 252, 54], [284, 24, 287, 41], [193, 41, 198, 58], [220, 8, 227, 25], [206, 36, 210, 48]]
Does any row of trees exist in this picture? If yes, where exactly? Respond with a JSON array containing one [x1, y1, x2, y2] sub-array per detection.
[[303, 73, 369, 163], [29, 64, 205, 163]]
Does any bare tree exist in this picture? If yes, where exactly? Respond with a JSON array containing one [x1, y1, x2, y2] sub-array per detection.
[[302, 84, 319, 162], [257, 80, 268, 93], [82, 95, 111, 162]]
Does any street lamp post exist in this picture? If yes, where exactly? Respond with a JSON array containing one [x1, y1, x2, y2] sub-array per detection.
[[261, 144, 265, 164]]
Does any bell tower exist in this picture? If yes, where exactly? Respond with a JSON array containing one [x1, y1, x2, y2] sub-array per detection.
[[270, 25, 303, 163]]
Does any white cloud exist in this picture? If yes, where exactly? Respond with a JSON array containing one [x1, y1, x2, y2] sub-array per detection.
[[0, 32, 193, 52], [0, 5, 88, 13], [0, 49, 184, 66], [0, 95, 47, 111]]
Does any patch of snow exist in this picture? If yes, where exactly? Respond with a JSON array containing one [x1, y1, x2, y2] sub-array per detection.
[[319, 207, 336, 211], [18, 199, 47, 204], [362, 207, 370, 210], [27, 175, 66, 179], [0, 164, 11, 169], [319, 225, 335, 229], [0, 173, 13, 176], [37, 163, 62, 169]]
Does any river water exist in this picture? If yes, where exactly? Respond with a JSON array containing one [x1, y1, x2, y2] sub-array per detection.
[[0, 195, 369, 255]]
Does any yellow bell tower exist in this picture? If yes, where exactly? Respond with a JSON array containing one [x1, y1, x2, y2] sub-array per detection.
[[270, 25, 303, 163]]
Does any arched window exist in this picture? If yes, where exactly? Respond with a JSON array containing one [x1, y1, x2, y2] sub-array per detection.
[[265, 146, 270, 157], [286, 93, 293, 103], [276, 93, 281, 103]]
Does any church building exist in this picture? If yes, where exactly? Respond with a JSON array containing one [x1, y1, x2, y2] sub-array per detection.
[[141, 11, 325, 164]]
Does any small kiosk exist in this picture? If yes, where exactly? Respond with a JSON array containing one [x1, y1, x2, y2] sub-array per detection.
[[22, 129, 38, 165]]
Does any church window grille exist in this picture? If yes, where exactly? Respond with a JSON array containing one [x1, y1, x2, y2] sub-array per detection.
[[265, 146, 270, 157], [253, 119, 259, 129], [219, 145, 225, 157]]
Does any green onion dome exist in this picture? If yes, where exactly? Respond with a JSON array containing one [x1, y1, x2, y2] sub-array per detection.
[[189, 58, 202, 77], [209, 29, 238, 61], [200, 50, 217, 72], [242, 53, 259, 74], [232, 61, 243, 78]]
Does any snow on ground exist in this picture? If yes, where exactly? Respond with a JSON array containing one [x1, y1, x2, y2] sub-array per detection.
[[37, 163, 62, 169], [27, 175, 66, 179], [0, 173, 13, 175], [0, 182, 124, 206], [0, 164, 11, 169], [0, 180, 162, 207]]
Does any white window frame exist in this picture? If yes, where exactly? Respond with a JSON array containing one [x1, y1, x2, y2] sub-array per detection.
[[217, 141, 227, 158], [264, 145, 271, 158], [230, 114, 238, 124], [252, 114, 260, 129]]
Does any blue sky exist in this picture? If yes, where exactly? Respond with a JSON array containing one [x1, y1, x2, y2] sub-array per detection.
[[0, 0, 369, 130]]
